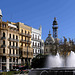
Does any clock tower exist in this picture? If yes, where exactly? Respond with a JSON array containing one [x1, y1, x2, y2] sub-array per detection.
[[52, 17, 58, 39]]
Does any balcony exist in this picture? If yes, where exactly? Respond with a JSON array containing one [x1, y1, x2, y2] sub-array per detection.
[[31, 38, 41, 42], [26, 40, 31, 44], [1, 37, 6, 40], [0, 53, 8, 56], [19, 33, 31, 37], [9, 54, 19, 57], [8, 46, 19, 49], [8, 38, 19, 42], [20, 40, 31, 44], [32, 45, 41, 49], [1, 45, 6, 48], [20, 40, 26, 43]]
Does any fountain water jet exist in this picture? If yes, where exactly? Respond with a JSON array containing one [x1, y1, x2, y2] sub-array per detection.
[[45, 53, 64, 68], [66, 51, 75, 67], [45, 51, 75, 68]]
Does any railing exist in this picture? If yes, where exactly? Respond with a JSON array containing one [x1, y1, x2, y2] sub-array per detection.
[[1, 37, 6, 40], [20, 33, 31, 37], [32, 45, 41, 48], [8, 38, 19, 42], [9, 54, 19, 57], [8, 46, 19, 49], [31, 38, 41, 42], [1, 45, 6, 48], [20, 40, 31, 43]]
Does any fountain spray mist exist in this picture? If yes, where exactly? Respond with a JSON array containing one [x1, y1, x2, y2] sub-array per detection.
[[45, 51, 75, 68], [45, 53, 64, 68]]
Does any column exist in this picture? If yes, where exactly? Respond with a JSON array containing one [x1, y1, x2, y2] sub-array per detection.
[[6, 57, 9, 71]]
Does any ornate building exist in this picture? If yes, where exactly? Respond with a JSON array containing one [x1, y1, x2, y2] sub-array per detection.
[[31, 26, 44, 57], [0, 9, 33, 71], [44, 17, 59, 55], [0, 9, 44, 71], [44, 17, 75, 56]]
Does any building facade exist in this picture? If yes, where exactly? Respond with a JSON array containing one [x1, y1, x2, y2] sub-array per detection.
[[15, 22, 33, 64], [31, 26, 44, 57], [44, 18, 59, 55], [0, 9, 33, 71]]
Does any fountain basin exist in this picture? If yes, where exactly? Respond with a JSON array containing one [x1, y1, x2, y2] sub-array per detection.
[[28, 67, 75, 75]]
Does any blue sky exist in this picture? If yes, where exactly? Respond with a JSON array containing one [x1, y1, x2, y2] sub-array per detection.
[[0, 0, 75, 41]]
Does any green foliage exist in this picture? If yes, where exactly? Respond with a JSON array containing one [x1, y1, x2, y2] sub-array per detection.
[[31, 54, 46, 68], [0, 71, 21, 75], [14, 71, 20, 74]]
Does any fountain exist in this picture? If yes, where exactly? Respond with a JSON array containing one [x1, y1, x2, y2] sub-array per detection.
[[28, 51, 75, 75]]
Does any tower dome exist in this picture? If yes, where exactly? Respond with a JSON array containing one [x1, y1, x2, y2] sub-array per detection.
[[45, 30, 55, 45]]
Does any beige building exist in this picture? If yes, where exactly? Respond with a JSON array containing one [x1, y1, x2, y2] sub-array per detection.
[[15, 22, 33, 64], [0, 9, 33, 71]]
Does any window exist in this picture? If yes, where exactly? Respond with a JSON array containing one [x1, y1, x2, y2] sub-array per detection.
[[25, 30, 26, 34], [2, 24, 6, 27], [16, 36, 18, 39], [28, 31, 30, 35], [3, 41, 5, 45], [38, 43, 39, 47], [22, 36, 23, 40], [21, 29, 23, 33], [9, 42, 11, 46], [25, 37, 26, 41], [33, 42, 34, 46], [16, 42, 18, 46], [35, 35, 37, 39], [10, 49, 11, 54], [3, 48, 5, 53], [13, 42, 14, 46], [3, 32, 5, 37], [16, 50, 18, 54], [13, 49, 14, 54], [33, 34, 34, 39], [9, 34, 11, 38], [25, 44, 26, 47], [13, 57, 15, 62], [13, 35, 15, 39], [9, 57, 12, 62]]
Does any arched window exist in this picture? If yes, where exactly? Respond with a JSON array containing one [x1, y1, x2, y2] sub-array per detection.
[[33, 42, 34, 46], [13, 49, 14, 54], [33, 34, 34, 39], [13, 35, 15, 39], [3, 32, 5, 37], [3, 48, 5, 53], [3, 40, 5, 45], [21, 29, 23, 33], [9, 34, 11, 38], [25, 30, 26, 34], [16, 35, 18, 39]]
